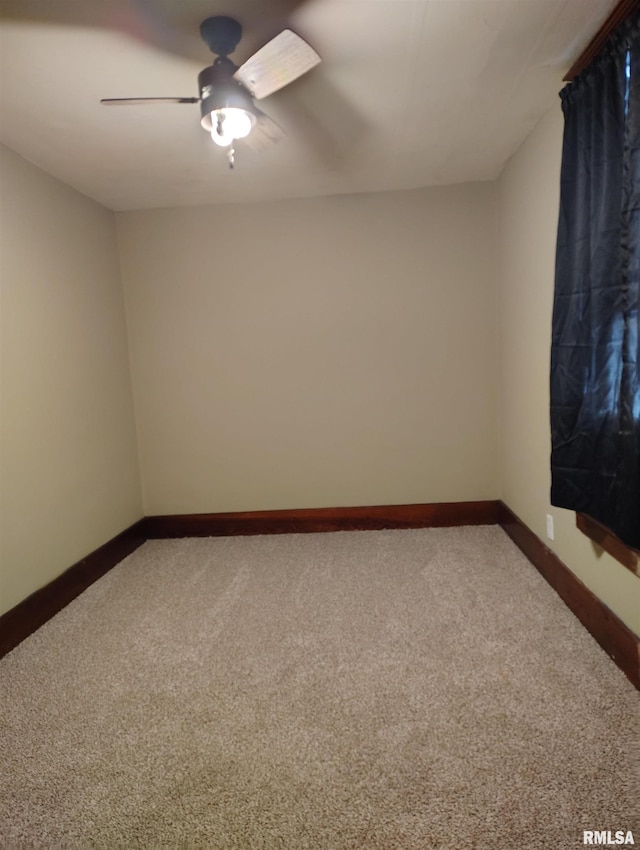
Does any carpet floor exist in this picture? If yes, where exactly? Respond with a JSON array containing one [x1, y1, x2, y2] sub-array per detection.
[[1, 526, 638, 849]]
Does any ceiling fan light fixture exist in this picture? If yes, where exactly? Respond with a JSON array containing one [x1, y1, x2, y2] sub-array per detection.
[[198, 62, 258, 145], [210, 107, 254, 146], [101, 17, 322, 158]]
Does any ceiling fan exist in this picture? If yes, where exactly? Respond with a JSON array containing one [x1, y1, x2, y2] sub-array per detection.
[[101, 15, 321, 167]]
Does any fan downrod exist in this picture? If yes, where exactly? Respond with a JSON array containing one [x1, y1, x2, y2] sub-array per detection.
[[200, 16, 242, 57]]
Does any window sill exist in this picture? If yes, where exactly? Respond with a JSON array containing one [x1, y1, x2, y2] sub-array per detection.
[[576, 513, 639, 576]]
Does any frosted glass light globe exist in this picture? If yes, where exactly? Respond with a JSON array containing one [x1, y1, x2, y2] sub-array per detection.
[[210, 108, 253, 146]]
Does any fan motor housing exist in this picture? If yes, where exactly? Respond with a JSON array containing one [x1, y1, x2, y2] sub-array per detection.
[[198, 62, 256, 131]]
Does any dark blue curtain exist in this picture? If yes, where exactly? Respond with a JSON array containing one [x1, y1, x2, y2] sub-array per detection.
[[550, 10, 640, 549]]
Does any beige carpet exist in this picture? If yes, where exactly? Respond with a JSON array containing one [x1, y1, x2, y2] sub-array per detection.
[[1, 526, 638, 849]]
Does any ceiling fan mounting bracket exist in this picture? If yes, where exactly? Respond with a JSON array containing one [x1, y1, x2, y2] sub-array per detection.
[[199, 16, 243, 58]]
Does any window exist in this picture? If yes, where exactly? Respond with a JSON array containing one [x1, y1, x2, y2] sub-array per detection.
[[550, 9, 640, 550]]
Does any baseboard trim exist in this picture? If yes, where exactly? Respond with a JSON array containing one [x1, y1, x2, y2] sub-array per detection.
[[498, 501, 640, 690], [2, 501, 637, 691], [144, 500, 501, 538], [0, 520, 147, 659]]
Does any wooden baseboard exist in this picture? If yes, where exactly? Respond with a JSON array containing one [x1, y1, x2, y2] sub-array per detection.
[[144, 500, 501, 538], [0, 520, 147, 659], [498, 501, 640, 690], [3, 500, 637, 692], [0, 502, 498, 658]]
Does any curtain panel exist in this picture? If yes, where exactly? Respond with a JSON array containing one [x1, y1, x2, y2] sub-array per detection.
[[550, 11, 640, 548]]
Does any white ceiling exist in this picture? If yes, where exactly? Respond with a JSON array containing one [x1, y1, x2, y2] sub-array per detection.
[[0, 0, 617, 211]]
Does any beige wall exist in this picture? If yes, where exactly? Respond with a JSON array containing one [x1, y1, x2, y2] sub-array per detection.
[[497, 106, 640, 635], [0, 145, 143, 615], [117, 184, 500, 515], [5, 110, 637, 639]]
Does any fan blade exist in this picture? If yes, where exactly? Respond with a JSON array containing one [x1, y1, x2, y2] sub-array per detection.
[[233, 29, 320, 100], [100, 97, 199, 106], [276, 74, 370, 171], [243, 109, 285, 152]]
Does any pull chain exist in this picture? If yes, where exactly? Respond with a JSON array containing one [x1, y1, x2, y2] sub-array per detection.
[[227, 146, 235, 169]]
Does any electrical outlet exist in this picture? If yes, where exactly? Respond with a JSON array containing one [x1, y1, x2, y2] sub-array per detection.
[[546, 514, 554, 541]]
